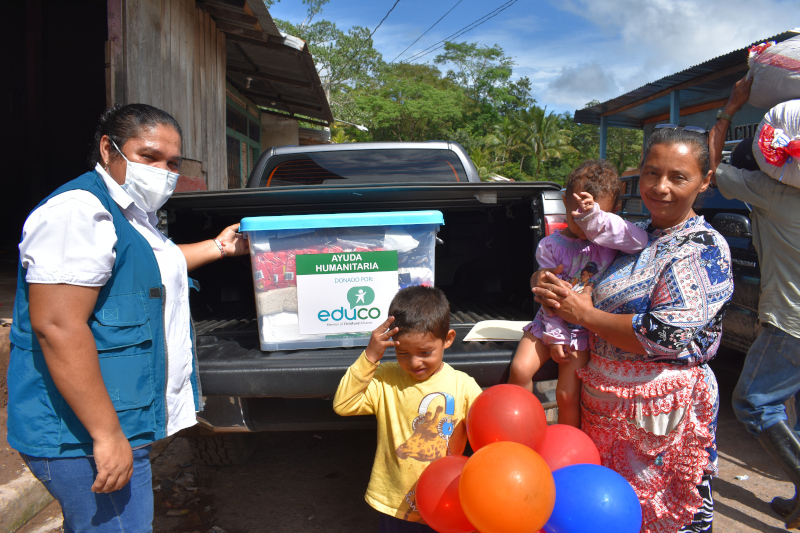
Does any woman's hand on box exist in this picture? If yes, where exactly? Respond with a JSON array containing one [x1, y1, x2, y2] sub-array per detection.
[[365, 316, 399, 364], [217, 223, 249, 257]]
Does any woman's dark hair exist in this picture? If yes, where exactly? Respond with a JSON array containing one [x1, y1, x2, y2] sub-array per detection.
[[565, 159, 620, 206], [88, 103, 183, 168], [389, 285, 450, 341], [641, 126, 710, 176]]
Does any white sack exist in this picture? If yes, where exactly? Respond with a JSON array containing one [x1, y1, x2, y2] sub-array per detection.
[[752, 99, 800, 188], [748, 36, 800, 109]]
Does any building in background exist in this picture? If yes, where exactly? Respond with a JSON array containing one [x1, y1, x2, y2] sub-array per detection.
[[107, 0, 333, 190], [3, 0, 332, 249]]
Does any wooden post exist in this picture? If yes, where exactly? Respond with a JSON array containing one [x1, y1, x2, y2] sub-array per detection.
[[107, 0, 124, 106]]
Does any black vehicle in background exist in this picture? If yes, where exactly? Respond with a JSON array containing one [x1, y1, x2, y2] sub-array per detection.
[[619, 143, 761, 353]]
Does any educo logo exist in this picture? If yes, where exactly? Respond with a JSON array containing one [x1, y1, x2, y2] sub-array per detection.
[[318, 285, 381, 322], [347, 286, 375, 308]]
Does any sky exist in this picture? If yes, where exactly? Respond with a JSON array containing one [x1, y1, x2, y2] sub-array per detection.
[[267, 0, 798, 115]]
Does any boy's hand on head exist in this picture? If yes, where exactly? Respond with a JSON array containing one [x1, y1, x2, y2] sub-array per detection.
[[365, 316, 399, 364], [572, 192, 595, 216]]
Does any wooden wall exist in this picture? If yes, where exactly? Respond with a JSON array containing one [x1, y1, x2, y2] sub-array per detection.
[[108, 0, 227, 190]]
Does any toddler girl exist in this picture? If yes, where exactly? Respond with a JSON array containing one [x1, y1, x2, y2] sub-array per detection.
[[509, 160, 648, 427]]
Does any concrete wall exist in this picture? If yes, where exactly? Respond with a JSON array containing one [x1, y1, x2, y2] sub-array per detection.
[[261, 114, 299, 151]]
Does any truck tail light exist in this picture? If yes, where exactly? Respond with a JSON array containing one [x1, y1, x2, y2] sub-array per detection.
[[544, 215, 567, 236]]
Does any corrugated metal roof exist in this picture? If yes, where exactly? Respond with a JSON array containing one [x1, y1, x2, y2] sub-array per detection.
[[574, 29, 800, 128], [197, 0, 333, 125]]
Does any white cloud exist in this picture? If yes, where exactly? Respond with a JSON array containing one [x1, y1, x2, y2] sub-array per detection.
[[534, 0, 795, 112], [542, 62, 621, 108], [559, 0, 793, 71]]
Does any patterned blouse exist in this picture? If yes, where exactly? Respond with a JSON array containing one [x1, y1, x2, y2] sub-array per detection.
[[590, 215, 733, 366]]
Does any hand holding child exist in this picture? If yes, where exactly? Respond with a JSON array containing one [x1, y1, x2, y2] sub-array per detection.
[[365, 316, 399, 364], [549, 344, 571, 364], [571, 192, 595, 217]]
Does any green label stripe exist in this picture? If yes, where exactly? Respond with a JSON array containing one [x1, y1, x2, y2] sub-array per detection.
[[296, 250, 398, 275]]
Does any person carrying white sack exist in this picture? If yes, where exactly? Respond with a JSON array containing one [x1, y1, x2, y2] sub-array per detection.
[[710, 76, 800, 530], [746, 35, 800, 186]]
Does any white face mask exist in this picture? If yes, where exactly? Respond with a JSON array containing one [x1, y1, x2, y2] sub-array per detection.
[[111, 140, 180, 212]]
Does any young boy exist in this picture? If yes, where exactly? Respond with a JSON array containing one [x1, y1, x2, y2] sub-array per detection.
[[333, 286, 482, 531]]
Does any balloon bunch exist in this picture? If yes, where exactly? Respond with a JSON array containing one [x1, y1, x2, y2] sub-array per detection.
[[415, 384, 642, 533]]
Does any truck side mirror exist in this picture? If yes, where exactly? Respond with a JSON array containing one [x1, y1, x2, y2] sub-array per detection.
[[711, 213, 752, 238]]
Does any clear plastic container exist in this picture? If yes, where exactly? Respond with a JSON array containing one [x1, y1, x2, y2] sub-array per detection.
[[240, 211, 444, 351]]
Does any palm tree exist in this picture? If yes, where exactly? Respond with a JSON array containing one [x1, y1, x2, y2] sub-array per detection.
[[469, 146, 502, 180], [484, 116, 522, 166], [517, 106, 577, 180], [330, 125, 355, 144]]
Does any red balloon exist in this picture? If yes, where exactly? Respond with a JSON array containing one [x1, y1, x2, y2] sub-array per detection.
[[416, 456, 474, 533], [467, 384, 547, 451], [537, 424, 601, 472]]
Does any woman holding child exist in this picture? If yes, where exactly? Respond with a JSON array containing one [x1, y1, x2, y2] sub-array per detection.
[[532, 127, 733, 533]]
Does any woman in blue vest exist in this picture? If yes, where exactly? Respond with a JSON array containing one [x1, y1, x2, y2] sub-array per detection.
[[7, 103, 248, 532]]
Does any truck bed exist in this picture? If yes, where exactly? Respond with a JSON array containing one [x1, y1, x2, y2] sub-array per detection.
[[165, 181, 564, 415], [193, 297, 556, 398]]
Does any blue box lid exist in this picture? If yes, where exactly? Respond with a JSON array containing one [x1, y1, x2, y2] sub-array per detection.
[[240, 210, 444, 231]]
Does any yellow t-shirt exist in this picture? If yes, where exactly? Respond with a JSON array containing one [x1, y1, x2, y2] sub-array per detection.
[[333, 351, 483, 522]]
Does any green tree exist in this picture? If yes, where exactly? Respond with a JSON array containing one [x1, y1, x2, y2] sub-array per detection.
[[606, 128, 644, 175], [469, 146, 503, 180], [543, 107, 644, 184], [516, 106, 577, 181], [434, 42, 532, 137], [484, 116, 523, 166], [330, 123, 356, 143], [434, 42, 521, 106], [353, 63, 464, 142], [268, 0, 383, 111]]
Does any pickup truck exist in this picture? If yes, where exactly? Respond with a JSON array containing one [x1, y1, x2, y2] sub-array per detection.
[[162, 141, 566, 465]]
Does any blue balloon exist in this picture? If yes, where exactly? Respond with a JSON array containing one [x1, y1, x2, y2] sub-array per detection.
[[543, 464, 642, 533]]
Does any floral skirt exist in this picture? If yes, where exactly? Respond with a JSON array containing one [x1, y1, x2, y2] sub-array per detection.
[[577, 354, 719, 533]]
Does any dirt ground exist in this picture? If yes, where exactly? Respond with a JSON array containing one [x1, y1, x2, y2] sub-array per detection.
[[6, 351, 799, 533]]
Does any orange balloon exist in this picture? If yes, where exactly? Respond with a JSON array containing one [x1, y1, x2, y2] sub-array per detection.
[[459, 441, 555, 533]]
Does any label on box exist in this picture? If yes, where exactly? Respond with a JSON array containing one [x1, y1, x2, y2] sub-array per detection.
[[296, 250, 399, 335]]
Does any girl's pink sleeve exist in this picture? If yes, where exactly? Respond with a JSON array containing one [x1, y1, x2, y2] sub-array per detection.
[[573, 204, 648, 254], [535, 236, 560, 269]]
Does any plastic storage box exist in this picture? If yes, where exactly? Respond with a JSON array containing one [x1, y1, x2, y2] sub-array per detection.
[[240, 210, 444, 351]]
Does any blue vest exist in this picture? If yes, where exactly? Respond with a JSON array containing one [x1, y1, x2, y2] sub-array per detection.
[[7, 170, 198, 458]]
